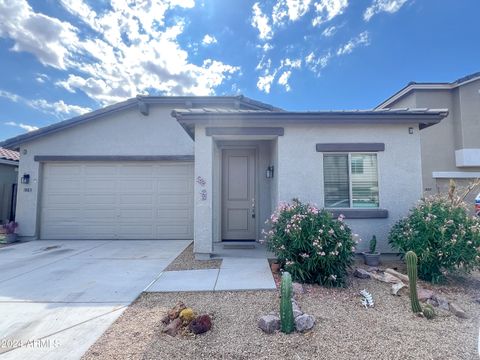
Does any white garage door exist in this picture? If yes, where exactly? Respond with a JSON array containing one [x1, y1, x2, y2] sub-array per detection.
[[40, 162, 194, 240]]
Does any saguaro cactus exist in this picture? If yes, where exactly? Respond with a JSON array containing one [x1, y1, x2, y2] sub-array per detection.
[[280, 272, 294, 334], [406, 251, 422, 313]]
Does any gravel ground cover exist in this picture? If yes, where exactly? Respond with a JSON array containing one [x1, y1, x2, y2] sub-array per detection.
[[83, 266, 479, 360], [163, 242, 222, 271]]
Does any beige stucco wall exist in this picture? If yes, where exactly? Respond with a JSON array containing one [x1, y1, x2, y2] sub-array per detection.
[[192, 121, 424, 255], [386, 83, 480, 194], [276, 123, 423, 254], [15, 104, 194, 238]]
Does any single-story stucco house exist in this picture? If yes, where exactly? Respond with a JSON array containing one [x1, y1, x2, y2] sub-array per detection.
[[0, 95, 448, 257], [0, 147, 19, 224]]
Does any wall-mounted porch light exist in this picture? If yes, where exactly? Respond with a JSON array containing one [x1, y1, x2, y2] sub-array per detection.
[[21, 174, 30, 184], [266, 165, 274, 179]]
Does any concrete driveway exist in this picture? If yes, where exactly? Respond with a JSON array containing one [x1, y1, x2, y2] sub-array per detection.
[[0, 240, 190, 360]]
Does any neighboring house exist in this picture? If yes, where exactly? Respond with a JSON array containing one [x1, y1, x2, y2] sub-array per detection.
[[0, 95, 447, 256], [377, 72, 480, 199], [0, 147, 19, 224]]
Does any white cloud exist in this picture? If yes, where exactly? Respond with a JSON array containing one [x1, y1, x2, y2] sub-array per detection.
[[0, 0, 239, 106], [312, 0, 348, 26], [202, 34, 217, 45], [251, 3, 273, 40], [322, 25, 336, 37], [305, 51, 331, 75], [0, 1, 78, 69], [272, 0, 313, 24], [364, 0, 408, 21], [277, 70, 292, 91], [0, 89, 90, 118], [281, 58, 302, 69], [257, 73, 276, 93], [4, 121, 39, 132], [336, 31, 370, 55], [29, 99, 91, 117]]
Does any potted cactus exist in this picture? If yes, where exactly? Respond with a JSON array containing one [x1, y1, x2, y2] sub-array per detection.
[[2, 221, 18, 244], [363, 235, 380, 266]]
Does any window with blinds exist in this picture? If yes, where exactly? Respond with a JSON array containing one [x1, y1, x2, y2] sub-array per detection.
[[323, 153, 379, 208]]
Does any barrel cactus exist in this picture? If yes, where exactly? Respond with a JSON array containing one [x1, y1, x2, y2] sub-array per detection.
[[406, 251, 423, 313], [423, 304, 436, 320], [280, 272, 294, 334]]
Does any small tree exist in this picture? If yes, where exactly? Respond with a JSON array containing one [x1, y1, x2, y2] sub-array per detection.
[[265, 199, 356, 287], [389, 181, 480, 283]]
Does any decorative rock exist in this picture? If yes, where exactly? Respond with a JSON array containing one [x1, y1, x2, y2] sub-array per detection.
[[292, 300, 303, 318], [391, 282, 406, 296], [370, 271, 402, 284], [258, 314, 280, 333], [426, 298, 438, 307], [163, 317, 182, 336], [160, 314, 170, 324], [449, 302, 468, 319], [353, 268, 371, 279], [473, 297, 480, 304], [417, 288, 434, 302], [189, 314, 212, 334], [294, 314, 315, 332], [292, 282, 305, 295], [432, 295, 449, 311], [385, 268, 410, 283], [367, 267, 380, 273], [179, 308, 195, 323], [168, 301, 186, 320]]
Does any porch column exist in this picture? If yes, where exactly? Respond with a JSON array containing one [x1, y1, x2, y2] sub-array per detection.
[[193, 125, 214, 259]]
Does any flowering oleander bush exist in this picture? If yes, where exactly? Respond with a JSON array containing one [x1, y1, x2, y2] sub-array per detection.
[[389, 193, 480, 283], [263, 199, 356, 287]]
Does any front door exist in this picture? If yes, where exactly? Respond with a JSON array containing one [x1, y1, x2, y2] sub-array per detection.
[[222, 148, 256, 240]]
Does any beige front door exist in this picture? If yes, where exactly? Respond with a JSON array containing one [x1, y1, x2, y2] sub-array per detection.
[[221, 148, 256, 240]]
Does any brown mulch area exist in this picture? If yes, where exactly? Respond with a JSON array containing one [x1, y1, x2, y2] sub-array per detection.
[[163, 243, 222, 271], [83, 263, 479, 360]]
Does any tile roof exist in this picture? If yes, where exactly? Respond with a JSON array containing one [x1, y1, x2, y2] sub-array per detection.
[[0, 147, 19, 162]]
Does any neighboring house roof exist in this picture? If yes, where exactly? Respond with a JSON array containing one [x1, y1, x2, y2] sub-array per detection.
[[0, 147, 19, 165], [0, 95, 281, 150], [0, 147, 19, 161], [376, 71, 480, 109], [172, 108, 449, 138]]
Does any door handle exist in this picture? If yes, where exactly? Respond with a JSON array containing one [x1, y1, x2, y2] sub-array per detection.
[[251, 198, 255, 218]]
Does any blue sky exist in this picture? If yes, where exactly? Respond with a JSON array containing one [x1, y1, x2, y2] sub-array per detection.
[[0, 0, 479, 140]]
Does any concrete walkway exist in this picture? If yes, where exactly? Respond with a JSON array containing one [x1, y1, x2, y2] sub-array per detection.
[[0, 239, 190, 360], [146, 257, 276, 292]]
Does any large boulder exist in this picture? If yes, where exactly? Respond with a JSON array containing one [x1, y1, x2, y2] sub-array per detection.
[[189, 314, 212, 334], [353, 268, 371, 279], [258, 314, 280, 334], [449, 303, 468, 319], [163, 317, 182, 337], [294, 314, 315, 332]]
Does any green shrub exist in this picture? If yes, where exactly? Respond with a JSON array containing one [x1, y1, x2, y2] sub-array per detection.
[[389, 193, 480, 283], [264, 199, 356, 287]]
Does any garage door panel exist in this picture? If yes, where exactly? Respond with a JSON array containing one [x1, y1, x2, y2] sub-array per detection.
[[84, 194, 117, 205], [45, 164, 82, 177], [43, 194, 83, 206], [118, 165, 154, 176], [84, 180, 114, 192], [119, 208, 154, 219], [118, 179, 154, 192], [44, 180, 83, 193], [41, 161, 193, 240], [84, 165, 117, 176]]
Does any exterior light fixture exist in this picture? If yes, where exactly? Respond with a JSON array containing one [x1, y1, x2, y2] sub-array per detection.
[[408, 127, 414, 134], [266, 165, 274, 179], [21, 174, 30, 184]]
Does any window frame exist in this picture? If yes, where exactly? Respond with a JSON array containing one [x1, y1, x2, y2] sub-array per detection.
[[323, 152, 380, 209]]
